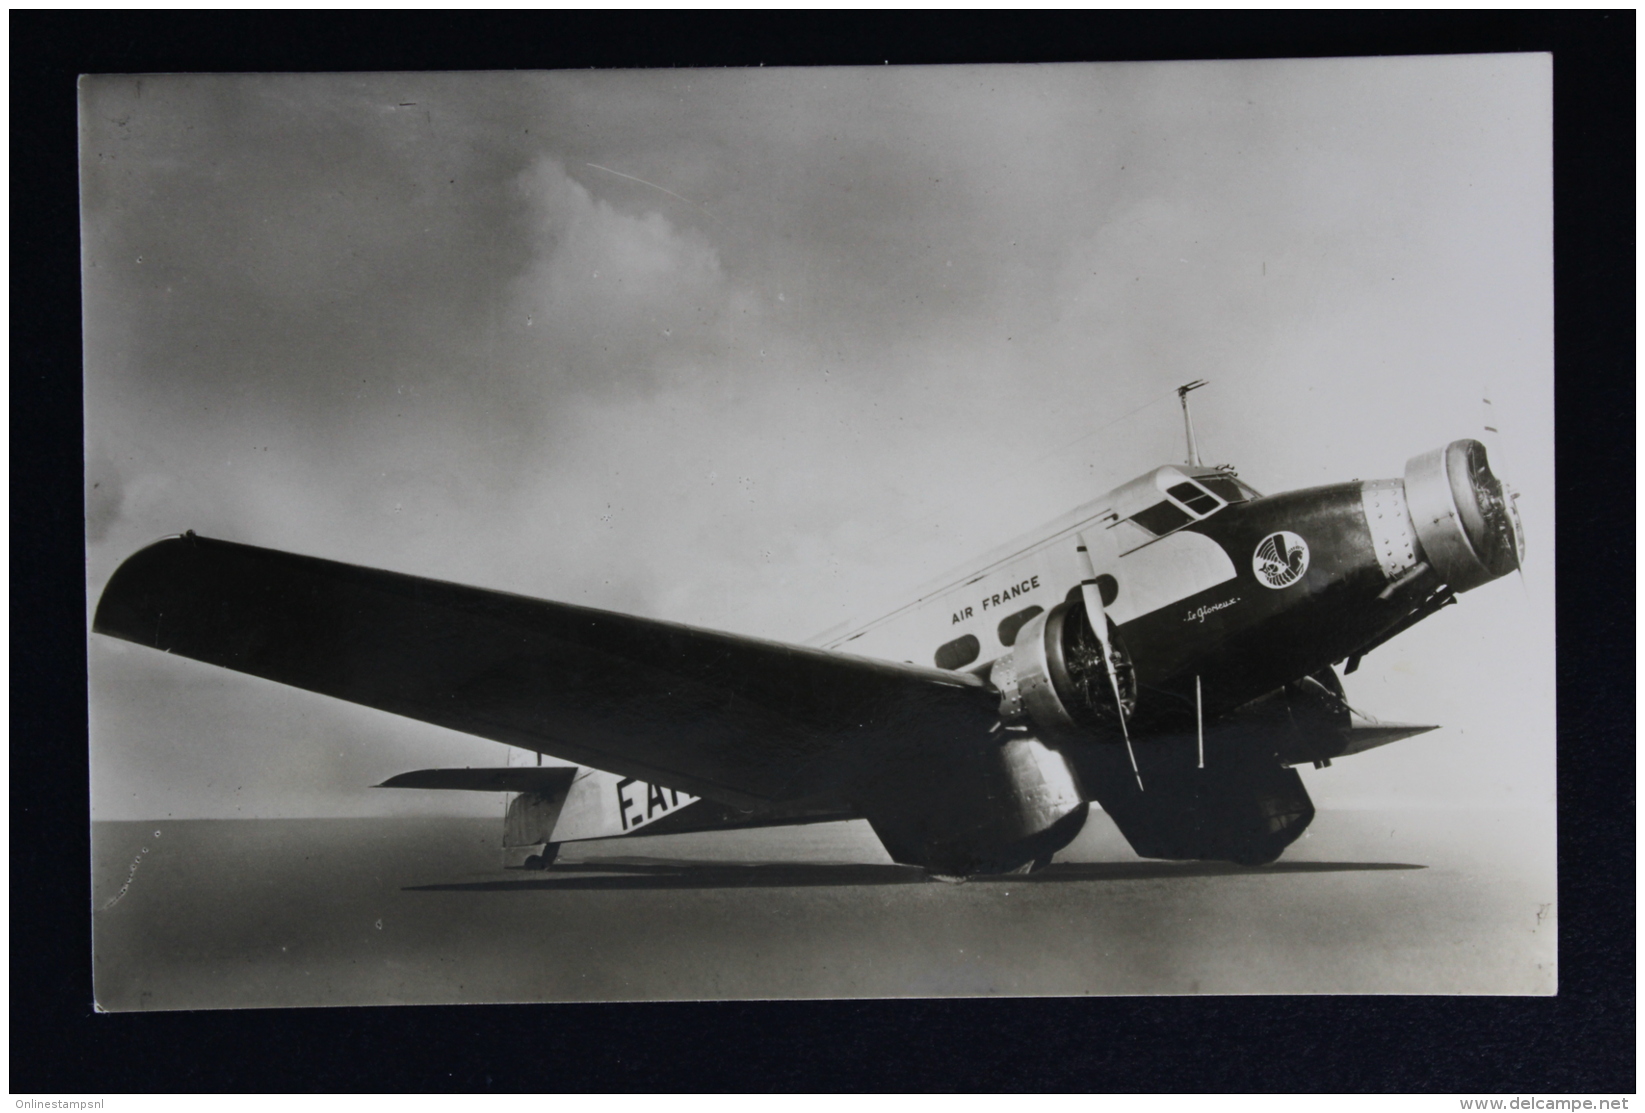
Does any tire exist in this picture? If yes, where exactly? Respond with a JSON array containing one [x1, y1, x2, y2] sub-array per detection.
[[1004, 856, 1053, 876], [521, 842, 562, 871]]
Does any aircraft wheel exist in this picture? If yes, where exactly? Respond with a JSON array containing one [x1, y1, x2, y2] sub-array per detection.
[[1004, 855, 1053, 876], [520, 843, 562, 871]]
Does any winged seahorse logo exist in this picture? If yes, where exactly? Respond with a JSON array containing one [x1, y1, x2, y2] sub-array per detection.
[[1253, 530, 1309, 589]]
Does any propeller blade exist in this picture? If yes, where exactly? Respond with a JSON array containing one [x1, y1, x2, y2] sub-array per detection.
[[1481, 386, 1528, 583], [1195, 673, 1205, 769], [1076, 534, 1142, 792]]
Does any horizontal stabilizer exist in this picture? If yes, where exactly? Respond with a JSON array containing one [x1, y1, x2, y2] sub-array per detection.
[[376, 767, 579, 794]]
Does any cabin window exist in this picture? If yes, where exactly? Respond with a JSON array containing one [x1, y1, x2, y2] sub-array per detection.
[[934, 634, 980, 670], [1129, 500, 1192, 536], [1167, 481, 1222, 516], [1196, 475, 1252, 504], [996, 606, 1043, 647]]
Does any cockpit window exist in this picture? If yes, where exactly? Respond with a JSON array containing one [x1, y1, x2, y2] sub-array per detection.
[[1197, 475, 1254, 503], [1130, 500, 1192, 536], [1167, 481, 1221, 515], [1111, 469, 1254, 552]]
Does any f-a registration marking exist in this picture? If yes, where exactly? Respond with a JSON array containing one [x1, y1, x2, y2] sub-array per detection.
[[615, 777, 698, 830]]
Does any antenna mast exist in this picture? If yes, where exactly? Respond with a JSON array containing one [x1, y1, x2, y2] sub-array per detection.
[[1177, 379, 1209, 467]]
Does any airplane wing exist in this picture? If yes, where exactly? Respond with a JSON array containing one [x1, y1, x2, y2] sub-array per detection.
[[92, 534, 997, 809]]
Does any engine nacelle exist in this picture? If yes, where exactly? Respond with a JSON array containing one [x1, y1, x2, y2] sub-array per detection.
[[990, 600, 1136, 738], [1403, 438, 1524, 593]]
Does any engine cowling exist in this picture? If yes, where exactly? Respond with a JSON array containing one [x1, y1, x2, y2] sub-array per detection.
[[1403, 438, 1524, 593], [990, 599, 1136, 738]]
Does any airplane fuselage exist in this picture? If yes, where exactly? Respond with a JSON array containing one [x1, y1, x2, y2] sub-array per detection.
[[816, 445, 1514, 739]]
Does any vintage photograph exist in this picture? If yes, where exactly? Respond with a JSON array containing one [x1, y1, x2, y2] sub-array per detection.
[[83, 55, 1554, 1010]]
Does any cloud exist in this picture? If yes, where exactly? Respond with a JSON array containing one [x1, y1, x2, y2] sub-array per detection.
[[500, 157, 755, 400]]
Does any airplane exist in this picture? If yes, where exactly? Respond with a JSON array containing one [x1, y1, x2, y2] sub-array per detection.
[[91, 384, 1525, 880]]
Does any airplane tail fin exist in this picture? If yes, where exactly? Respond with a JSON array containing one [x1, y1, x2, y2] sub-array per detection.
[[377, 765, 579, 869]]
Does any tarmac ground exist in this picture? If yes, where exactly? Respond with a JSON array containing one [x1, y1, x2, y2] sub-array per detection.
[[90, 805, 1556, 1010]]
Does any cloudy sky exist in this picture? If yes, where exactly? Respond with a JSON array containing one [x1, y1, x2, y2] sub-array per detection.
[[82, 56, 1552, 820]]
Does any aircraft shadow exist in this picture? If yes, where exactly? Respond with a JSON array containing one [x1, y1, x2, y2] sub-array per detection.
[[1029, 860, 1426, 882], [405, 857, 1426, 893]]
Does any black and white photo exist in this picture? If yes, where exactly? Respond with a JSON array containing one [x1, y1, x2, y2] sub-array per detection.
[[83, 56, 1555, 1010]]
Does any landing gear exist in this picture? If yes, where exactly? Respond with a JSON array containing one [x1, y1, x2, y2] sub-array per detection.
[[505, 842, 561, 871], [930, 854, 1053, 883], [522, 843, 561, 870], [1005, 855, 1055, 876]]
